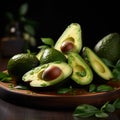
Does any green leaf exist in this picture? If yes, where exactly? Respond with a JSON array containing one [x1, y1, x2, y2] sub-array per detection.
[[19, 3, 28, 16], [102, 58, 115, 68], [73, 104, 99, 118], [113, 98, 120, 109], [24, 25, 35, 36], [105, 104, 115, 113], [57, 87, 73, 94], [19, 16, 26, 22], [27, 49, 31, 55], [5, 12, 14, 22], [101, 101, 115, 113], [0, 72, 12, 82], [116, 59, 120, 67], [29, 36, 36, 46], [95, 111, 109, 118], [41, 38, 54, 47], [25, 19, 38, 27], [96, 84, 114, 92], [89, 84, 96, 92], [112, 69, 120, 80], [37, 45, 49, 49]]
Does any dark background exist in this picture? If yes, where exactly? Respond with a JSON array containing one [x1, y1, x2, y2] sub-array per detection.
[[0, 0, 120, 48]]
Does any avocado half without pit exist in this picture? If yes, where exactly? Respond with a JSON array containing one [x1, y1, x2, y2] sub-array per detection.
[[68, 52, 93, 85], [22, 61, 72, 88], [82, 47, 114, 80]]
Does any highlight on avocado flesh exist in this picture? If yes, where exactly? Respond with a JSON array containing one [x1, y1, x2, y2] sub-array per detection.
[[22, 61, 72, 87], [82, 47, 114, 80], [54, 23, 82, 55], [68, 52, 93, 85]]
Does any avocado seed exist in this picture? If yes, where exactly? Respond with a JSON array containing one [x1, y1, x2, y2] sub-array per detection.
[[42, 66, 62, 81], [61, 41, 74, 53]]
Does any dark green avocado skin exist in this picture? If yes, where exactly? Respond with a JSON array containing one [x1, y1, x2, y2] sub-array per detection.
[[94, 33, 120, 64]]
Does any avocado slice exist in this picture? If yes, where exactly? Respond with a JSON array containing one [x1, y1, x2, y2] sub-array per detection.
[[82, 47, 114, 80], [54, 23, 82, 55], [68, 52, 93, 85], [22, 61, 72, 88]]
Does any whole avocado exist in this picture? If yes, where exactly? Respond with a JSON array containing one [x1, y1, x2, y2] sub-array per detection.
[[94, 33, 120, 64], [7, 53, 39, 81]]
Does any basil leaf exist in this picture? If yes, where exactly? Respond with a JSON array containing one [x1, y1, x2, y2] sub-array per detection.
[[95, 111, 109, 118], [19, 3, 28, 16], [0, 72, 12, 82], [102, 58, 115, 68], [116, 59, 120, 67], [24, 25, 35, 36], [113, 98, 120, 109], [57, 86, 73, 94], [101, 102, 115, 113], [96, 85, 114, 92], [112, 68, 120, 80], [73, 104, 99, 118], [41, 38, 54, 47], [89, 84, 96, 92]]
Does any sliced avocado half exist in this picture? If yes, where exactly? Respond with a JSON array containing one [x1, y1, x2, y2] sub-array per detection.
[[22, 61, 72, 88], [54, 23, 82, 55], [68, 52, 93, 85], [82, 47, 114, 80]]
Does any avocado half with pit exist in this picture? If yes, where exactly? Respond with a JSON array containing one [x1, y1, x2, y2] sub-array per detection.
[[54, 23, 82, 55], [68, 52, 93, 85], [22, 61, 72, 88], [82, 47, 114, 80]]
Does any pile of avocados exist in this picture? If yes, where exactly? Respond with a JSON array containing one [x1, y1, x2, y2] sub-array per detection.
[[7, 22, 120, 91], [21, 23, 116, 90]]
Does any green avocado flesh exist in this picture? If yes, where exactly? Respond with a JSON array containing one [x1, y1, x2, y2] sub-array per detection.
[[54, 23, 82, 54], [83, 47, 114, 80], [22, 61, 72, 87], [68, 52, 93, 85]]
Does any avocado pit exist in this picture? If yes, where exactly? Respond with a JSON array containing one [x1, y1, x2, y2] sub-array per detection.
[[60, 38, 74, 53], [42, 66, 62, 81]]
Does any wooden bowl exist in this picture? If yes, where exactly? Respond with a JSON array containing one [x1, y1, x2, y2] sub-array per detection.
[[0, 80, 120, 109]]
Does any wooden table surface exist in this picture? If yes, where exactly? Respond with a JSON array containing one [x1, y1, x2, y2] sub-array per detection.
[[1, 58, 120, 120]]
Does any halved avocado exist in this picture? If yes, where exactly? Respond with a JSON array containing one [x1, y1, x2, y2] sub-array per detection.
[[54, 23, 82, 55], [82, 47, 114, 80], [22, 61, 72, 88], [68, 52, 93, 85]]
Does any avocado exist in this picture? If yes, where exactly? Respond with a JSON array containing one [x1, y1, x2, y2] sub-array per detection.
[[94, 33, 120, 64], [54, 23, 82, 55], [36, 48, 45, 60], [22, 61, 72, 88], [39, 48, 67, 64], [68, 52, 93, 85], [82, 47, 114, 80], [7, 53, 39, 81]]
